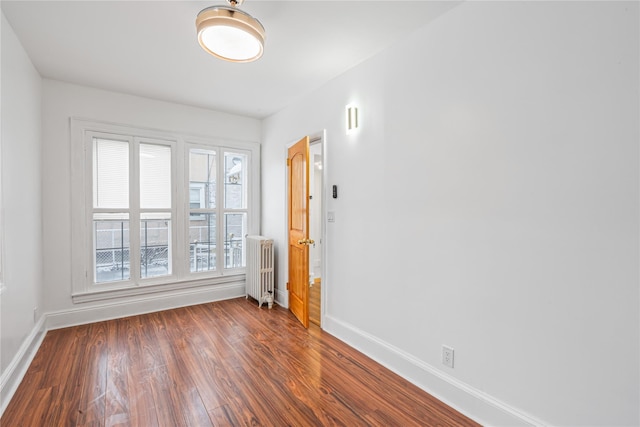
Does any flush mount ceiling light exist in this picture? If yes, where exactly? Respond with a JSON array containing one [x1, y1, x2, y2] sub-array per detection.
[[196, 0, 265, 63]]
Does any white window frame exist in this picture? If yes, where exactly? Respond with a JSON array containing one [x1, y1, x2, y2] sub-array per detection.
[[89, 132, 136, 287], [185, 145, 219, 274], [222, 148, 250, 270], [71, 119, 260, 303], [0, 128, 4, 296]]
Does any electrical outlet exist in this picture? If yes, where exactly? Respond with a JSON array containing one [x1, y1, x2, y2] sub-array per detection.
[[442, 345, 454, 368], [33, 307, 38, 323]]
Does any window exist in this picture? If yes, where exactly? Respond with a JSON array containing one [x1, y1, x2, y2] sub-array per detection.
[[187, 148, 250, 272], [71, 120, 260, 301], [139, 143, 172, 279], [92, 137, 131, 283], [223, 151, 248, 269], [91, 136, 173, 284], [189, 148, 216, 272]]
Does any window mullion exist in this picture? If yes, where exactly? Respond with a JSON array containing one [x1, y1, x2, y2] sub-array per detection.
[[130, 139, 141, 283], [174, 140, 184, 279], [85, 133, 95, 289], [185, 145, 193, 274], [216, 148, 225, 273]]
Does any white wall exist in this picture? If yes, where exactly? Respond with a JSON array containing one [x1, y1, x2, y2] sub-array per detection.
[[0, 10, 44, 401], [41, 80, 261, 318], [0, 41, 261, 412], [261, 2, 639, 426]]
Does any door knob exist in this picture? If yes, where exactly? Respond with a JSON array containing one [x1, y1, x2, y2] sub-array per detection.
[[297, 238, 315, 245]]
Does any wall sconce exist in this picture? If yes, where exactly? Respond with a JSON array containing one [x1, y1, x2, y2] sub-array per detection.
[[345, 104, 359, 135]]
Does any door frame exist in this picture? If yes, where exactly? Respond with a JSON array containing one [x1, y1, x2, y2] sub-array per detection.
[[285, 130, 327, 328]]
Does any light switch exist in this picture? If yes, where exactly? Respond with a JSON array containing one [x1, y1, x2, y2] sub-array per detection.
[[328, 211, 335, 222]]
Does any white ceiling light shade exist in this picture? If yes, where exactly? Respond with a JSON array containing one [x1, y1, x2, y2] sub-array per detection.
[[196, 0, 265, 63]]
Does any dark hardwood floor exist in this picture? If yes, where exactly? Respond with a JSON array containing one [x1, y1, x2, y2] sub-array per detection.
[[2, 298, 480, 426]]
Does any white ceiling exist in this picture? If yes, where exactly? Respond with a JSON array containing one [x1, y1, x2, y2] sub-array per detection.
[[2, 1, 459, 119]]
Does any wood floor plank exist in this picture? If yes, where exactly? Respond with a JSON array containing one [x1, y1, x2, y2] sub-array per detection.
[[104, 318, 132, 426], [136, 311, 188, 427], [2, 298, 481, 427], [207, 404, 241, 426], [25, 386, 57, 426], [151, 308, 214, 427], [76, 321, 109, 426], [4, 325, 87, 426], [309, 277, 321, 326], [46, 324, 92, 426], [217, 300, 367, 426], [190, 305, 284, 426], [121, 315, 160, 427], [169, 305, 230, 411]]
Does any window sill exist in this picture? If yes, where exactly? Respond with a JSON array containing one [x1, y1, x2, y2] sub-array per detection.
[[72, 273, 245, 304]]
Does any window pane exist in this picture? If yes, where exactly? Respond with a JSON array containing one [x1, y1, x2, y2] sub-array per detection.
[[190, 187, 202, 209], [224, 212, 246, 268], [140, 213, 171, 279], [94, 214, 130, 283], [189, 213, 216, 272], [224, 152, 247, 209], [189, 149, 216, 209], [93, 138, 129, 208], [140, 144, 171, 209]]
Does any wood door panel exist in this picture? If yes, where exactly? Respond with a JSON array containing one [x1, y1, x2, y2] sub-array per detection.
[[289, 244, 306, 322], [290, 152, 306, 232], [288, 136, 310, 328]]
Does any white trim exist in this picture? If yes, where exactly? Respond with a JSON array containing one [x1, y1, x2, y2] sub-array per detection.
[[70, 117, 89, 295], [0, 316, 47, 416], [281, 141, 294, 308], [72, 273, 244, 304], [51, 281, 244, 330], [312, 130, 328, 329], [275, 286, 288, 308], [0, 123, 4, 289], [323, 315, 549, 427]]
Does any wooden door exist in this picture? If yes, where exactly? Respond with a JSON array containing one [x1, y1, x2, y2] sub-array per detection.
[[288, 136, 310, 328]]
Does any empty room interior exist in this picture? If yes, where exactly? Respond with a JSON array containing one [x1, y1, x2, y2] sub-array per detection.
[[1, 1, 639, 426]]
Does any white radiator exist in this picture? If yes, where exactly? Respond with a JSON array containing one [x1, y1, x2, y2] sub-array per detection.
[[246, 235, 275, 308]]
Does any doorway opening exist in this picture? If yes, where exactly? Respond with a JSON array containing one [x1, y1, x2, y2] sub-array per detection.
[[308, 139, 323, 326], [286, 131, 325, 329]]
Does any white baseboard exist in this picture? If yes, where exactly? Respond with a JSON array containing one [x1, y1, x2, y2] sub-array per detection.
[[0, 315, 47, 416], [0, 282, 245, 417], [275, 287, 288, 308], [3, 289, 544, 425], [323, 314, 548, 427], [46, 281, 245, 330]]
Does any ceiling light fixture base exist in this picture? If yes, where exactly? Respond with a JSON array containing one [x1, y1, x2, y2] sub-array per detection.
[[196, 0, 265, 63]]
